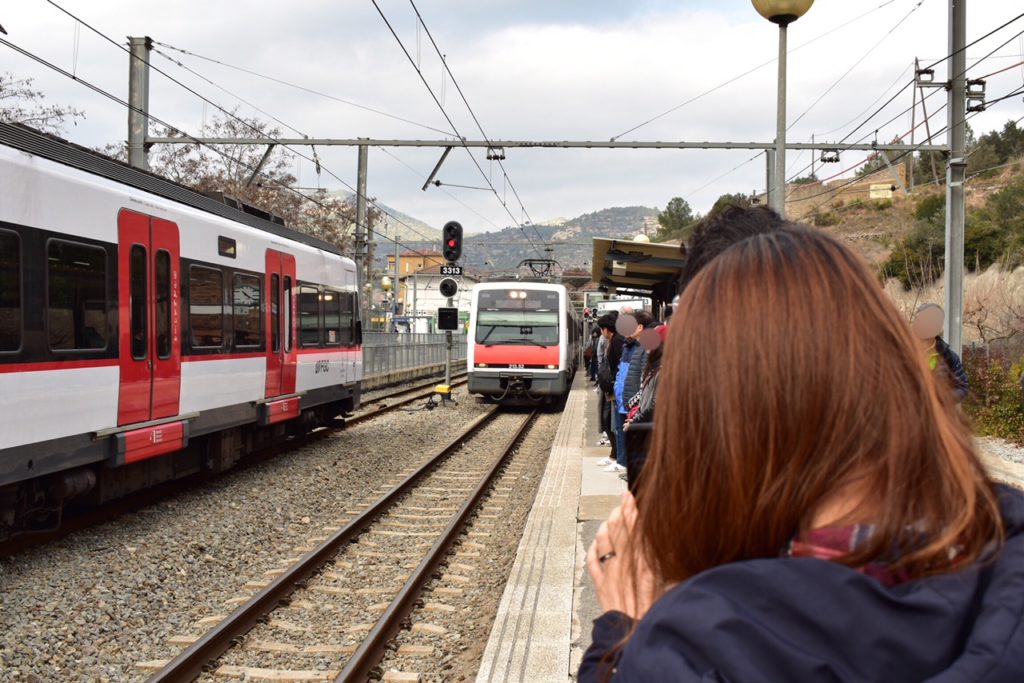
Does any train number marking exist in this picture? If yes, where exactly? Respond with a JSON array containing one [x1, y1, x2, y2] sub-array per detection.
[[314, 360, 330, 374], [508, 363, 525, 370]]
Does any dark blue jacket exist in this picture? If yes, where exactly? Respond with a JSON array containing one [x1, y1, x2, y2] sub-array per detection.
[[936, 337, 969, 401], [581, 485, 1024, 682]]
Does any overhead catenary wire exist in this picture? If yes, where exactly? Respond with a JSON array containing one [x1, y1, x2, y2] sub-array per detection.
[[787, 0, 928, 132], [610, 0, 905, 141], [405, 0, 548, 251], [39, 0, 442, 257], [795, 84, 1024, 218], [152, 40, 455, 137], [0, 47, 436, 263], [369, 0, 545, 258], [782, 22, 1024, 190]]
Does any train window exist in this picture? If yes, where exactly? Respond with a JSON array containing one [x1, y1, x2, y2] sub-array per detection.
[[47, 240, 108, 351], [189, 265, 224, 348], [218, 236, 237, 258], [270, 274, 280, 353], [0, 230, 19, 352], [323, 290, 341, 346], [233, 274, 262, 348], [340, 291, 356, 345], [475, 289, 560, 347], [284, 276, 293, 352], [155, 250, 172, 359], [129, 245, 148, 360], [298, 286, 320, 346]]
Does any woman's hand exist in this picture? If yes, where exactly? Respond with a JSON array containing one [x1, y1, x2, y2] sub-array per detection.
[[586, 492, 658, 620]]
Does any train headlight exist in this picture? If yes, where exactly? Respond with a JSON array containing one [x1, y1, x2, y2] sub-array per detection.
[[546, 364, 557, 369], [477, 363, 488, 368]]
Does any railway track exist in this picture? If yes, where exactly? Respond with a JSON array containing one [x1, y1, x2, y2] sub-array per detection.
[[0, 374, 467, 558], [347, 374, 468, 426], [140, 406, 537, 682]]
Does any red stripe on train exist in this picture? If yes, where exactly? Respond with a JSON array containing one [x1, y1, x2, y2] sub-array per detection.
[[473, 344, 559, 366]]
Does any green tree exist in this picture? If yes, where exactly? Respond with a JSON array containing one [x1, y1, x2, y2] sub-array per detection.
[[655, 197, 698, 242], [709, 193, 752, 216]]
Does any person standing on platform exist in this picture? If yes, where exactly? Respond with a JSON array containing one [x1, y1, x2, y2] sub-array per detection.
[[623, 324, 667, 491], [912, 303, 969, 402], [581, 222, 1023, 682], [610, 320, 637, 475], [595, 314, 623, 465]]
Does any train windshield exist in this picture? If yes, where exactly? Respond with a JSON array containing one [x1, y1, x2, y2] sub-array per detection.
[[476, 289, 559, 347]]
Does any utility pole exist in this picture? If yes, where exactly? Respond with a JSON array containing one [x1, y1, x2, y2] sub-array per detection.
[[127, 36, 152, 171], [765, 149, 775, 207], [944, 0, 966, 356], [393, 223, 400, 332], [355, 144, 369, 325]]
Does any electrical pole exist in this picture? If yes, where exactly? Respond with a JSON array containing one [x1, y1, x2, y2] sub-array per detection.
[[355, 144, 369, 325], [944, 0, 966, 356], [127, 36, 152, 171], [773, 22, 789, 218]]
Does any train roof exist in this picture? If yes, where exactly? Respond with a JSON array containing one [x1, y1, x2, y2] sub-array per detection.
[[0, 122, 342, 255], [473, 281, 569, 292]]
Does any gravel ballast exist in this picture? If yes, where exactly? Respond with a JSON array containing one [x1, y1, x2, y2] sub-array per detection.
[[0, 387, 491, 682]]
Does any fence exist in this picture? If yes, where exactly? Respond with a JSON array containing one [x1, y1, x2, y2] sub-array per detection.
[[362, 331, 468, 378]]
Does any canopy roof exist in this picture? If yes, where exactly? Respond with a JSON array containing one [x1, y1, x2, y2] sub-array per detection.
[[591, 238, 686, 303]]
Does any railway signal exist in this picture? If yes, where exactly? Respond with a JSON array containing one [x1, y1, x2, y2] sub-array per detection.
[[439, 277, 459, 298], [442, 221, 463, 262]]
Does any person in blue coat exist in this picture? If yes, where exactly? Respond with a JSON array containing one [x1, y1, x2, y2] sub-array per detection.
[[581, 223, 1023, 682]]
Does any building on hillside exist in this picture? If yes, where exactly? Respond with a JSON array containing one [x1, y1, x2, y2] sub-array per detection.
[[755, 164, 910, 221], [385, 250, 446, 278]]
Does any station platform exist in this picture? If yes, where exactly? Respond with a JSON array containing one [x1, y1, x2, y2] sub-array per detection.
[[475, 373, 1024, 683], [476, 375, 620, 683]]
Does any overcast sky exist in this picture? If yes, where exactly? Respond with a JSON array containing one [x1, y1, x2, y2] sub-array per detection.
[[4, 1, 1024, 237]]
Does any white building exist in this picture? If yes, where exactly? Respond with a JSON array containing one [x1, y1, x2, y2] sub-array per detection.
[[397, 265, 479, 333]]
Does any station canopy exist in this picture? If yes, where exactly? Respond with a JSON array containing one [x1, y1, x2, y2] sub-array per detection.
[[591, 238, 686, 304]]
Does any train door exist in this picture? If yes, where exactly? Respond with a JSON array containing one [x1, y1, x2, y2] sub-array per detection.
[[117, 210, 182, 425], [265, 249, 297, 398]]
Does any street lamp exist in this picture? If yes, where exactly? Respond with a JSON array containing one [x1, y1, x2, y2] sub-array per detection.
[[751, 0, 814, 219]]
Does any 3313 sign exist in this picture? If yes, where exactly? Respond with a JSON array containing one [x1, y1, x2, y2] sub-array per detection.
[[440, 265, 463, 276]]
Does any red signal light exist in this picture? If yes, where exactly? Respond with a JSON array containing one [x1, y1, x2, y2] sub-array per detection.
[[447, 239, 456, 247]]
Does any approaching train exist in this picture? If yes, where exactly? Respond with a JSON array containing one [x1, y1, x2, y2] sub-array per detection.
[[466, 281, 580, 404], [0, 122, 362, 539]]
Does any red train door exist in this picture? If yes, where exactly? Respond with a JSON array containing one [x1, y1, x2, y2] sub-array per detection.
[[117, 210, 182, 425], [265, 249, 297, 397]]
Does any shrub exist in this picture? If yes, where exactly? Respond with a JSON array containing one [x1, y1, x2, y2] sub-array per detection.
[[832, 199, 845, 209], [816, 211, 840, 227], [873, 199, 893, 211], [962, 349, 1024, 446], [914, 194, 945, 221]]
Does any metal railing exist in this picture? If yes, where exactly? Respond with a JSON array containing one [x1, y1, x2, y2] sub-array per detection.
[[362, 331, 467, 377]]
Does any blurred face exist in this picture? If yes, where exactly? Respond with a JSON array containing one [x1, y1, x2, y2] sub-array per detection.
[[912, 307, 944, 341]]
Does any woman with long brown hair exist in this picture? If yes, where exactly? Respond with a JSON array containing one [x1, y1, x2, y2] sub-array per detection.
[[581, 222, 1024, 681]]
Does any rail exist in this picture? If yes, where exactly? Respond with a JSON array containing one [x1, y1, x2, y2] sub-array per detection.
[[145, 406, 535, 683]]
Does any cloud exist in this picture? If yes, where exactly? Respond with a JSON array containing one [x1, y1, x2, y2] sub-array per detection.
[[3, 0, 1023, 233]]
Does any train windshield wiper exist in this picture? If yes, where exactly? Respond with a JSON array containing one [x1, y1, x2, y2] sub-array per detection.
[[488, 338, 549, 348]]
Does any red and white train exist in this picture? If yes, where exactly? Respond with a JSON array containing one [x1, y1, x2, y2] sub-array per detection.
[[0, 123, 362, 538], [466, 281, 580, 404]]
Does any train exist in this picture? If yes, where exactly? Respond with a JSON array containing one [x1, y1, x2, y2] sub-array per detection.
[[0, 122, 362, 539], [466, 281, 580, 405]]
